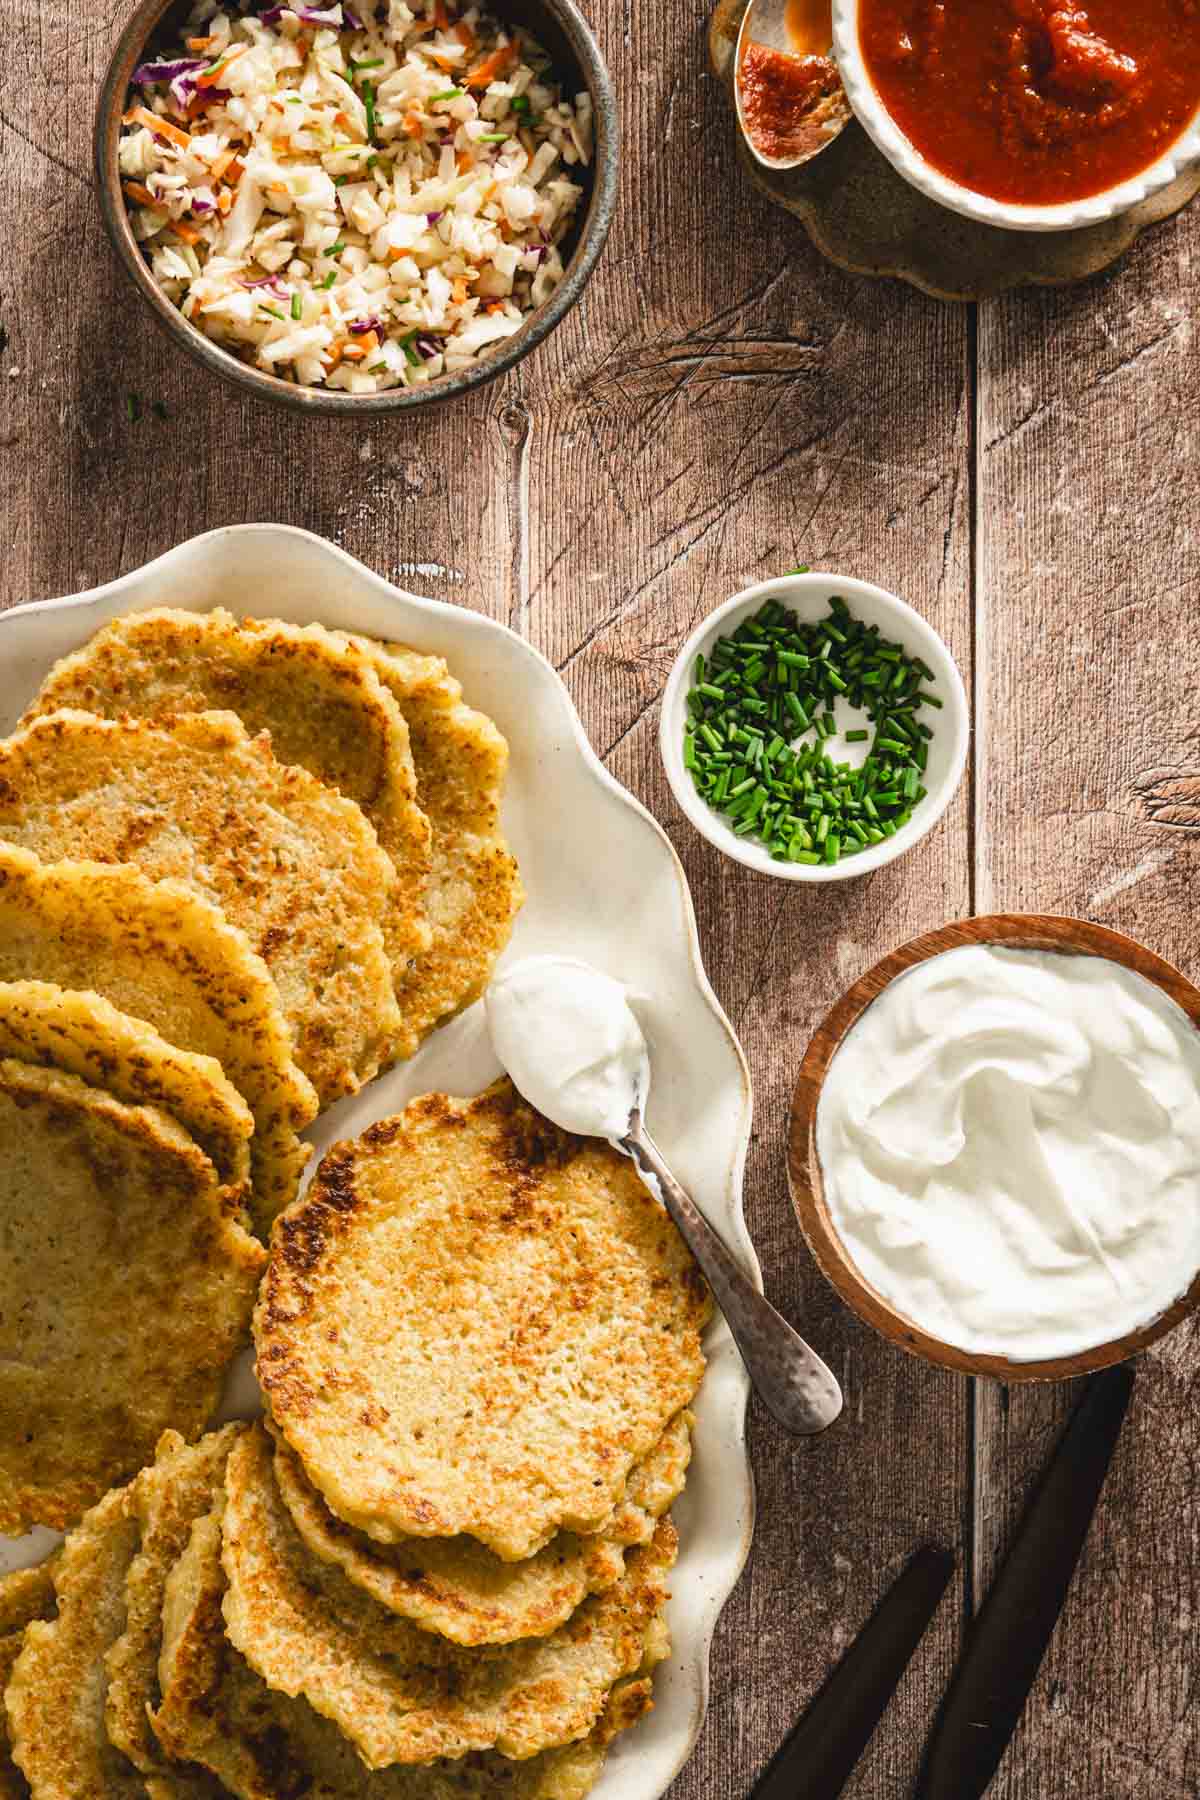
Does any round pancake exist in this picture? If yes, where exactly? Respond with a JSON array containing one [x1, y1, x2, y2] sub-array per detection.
[[152, 1496, 668, 1800], [0, 980, 253, 1225], [6, 1481, 147, 1797], [105, 1426, 245, 1788], [0, 1060, 264, 1534], [256, 1081, 711, 1562], [342, 638, 523, 1041], [0, 1559, 58, 1800], [0, 844, 318, 1234], [220, 1425, 676, 1768], [25, 609, 433, 1011], [0, 709, 401, 1106], [270, 1409, 692, 1645]]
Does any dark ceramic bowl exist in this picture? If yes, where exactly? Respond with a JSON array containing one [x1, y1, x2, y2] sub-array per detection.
[[95, 0, 618, 413]]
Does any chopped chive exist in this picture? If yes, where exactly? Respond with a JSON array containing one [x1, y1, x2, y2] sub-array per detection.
[[683, 582, 941, 865], [126, 391, 142, 424], [362, 80, 377, 143], [259, 304, 286, 320], [325, 241, 346, 257], [479, 131, 509, 142], [290, 293, 303, 320], [368, 359, 388, 373], [320, 270, 337, 288], [430, 87, 464, 100]]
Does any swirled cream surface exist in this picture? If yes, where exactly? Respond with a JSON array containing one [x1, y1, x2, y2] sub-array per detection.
[[816, 945, 1200, 1360], [486, 955, 649, 1141]]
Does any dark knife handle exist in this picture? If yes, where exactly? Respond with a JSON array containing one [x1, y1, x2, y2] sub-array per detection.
[[753, 1546, 955, 1800], [916, 1363, 1135, 1800]]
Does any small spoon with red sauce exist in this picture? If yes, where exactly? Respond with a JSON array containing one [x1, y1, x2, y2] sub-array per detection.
[[735, 0, 851, 171]]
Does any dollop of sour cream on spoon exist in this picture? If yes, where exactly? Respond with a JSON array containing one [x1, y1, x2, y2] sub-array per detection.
[[817, 944, 1200, 1361], [485, 955, 650, 1142]]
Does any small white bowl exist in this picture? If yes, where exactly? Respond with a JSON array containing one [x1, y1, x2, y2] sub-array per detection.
[[831, 0, 1200, 233], [659, 572, 968, 884]]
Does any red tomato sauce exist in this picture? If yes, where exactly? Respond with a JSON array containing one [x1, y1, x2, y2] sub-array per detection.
[[858, 0, 1200, 204], [740, 42, 841, 160]]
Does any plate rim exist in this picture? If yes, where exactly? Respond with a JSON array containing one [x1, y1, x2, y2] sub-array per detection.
[[0, 522, 758, 1796]]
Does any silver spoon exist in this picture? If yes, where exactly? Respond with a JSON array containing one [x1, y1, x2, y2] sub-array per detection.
[[621, 1105, 843, 1437], [734, 0, 849, 174]]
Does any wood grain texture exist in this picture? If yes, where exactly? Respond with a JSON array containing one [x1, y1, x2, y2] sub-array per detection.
[[0, 0, 1195, 1795], [975, 224, 1200, 1798]]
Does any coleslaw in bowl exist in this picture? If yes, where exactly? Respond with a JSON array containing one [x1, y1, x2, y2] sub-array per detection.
[[97, 0, 617, 409]]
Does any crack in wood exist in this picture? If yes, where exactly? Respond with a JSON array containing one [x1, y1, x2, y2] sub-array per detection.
[[496, 396, 531, 638], [1087, 319, 1187, 391], [1132, 767, 1200, 831], [0, 107, 90, 189]]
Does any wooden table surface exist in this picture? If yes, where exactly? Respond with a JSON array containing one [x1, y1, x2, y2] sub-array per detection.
[[3, 3, 1198, 1795]]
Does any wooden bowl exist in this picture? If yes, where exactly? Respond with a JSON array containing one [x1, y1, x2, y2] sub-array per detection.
[[787, 913, 1200, 1382]]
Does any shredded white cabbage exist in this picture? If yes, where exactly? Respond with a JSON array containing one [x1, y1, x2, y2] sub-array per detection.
[[121, 0, 591, 391]]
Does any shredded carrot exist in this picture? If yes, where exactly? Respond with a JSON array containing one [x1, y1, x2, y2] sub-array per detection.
[[325, 343, 346, 372], [268, 181, 289, 194], [125, 105, 192, 149], [198, 44, 248, 87], [169, 220, 203, 245], [431, 54, 455, 70], [122, 179, 161, 209], [187, 34, 217, 49], [464, 43, 515, 88], [352, 329, 379, 352], [403, 109, 423, 136], [451, 276, 469, 305], [210, 147, 236, 180], [456, 149, 472, 172], [454, 21, 477, 48], [341, 344, 368, 362], [334, 110, 350, 128], [484, 301, 504, 314], [226, 155, 245, 183], [216, 188, 233, 213], [433, 0, 450, 27]]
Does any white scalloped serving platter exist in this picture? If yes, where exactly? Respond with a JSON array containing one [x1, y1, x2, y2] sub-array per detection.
[[0, 524, 756, 1800]]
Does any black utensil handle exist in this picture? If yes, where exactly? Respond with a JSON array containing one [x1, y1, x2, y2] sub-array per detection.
[[916, 1362, 1135, 1800], [753, 1546, 955, 1800]]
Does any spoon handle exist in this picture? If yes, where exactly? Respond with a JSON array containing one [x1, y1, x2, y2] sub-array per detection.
[[622, 1117, 843, 1436]]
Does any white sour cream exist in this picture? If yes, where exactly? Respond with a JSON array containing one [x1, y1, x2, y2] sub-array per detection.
[[816, 944, 1200, 1360], [486, 955, 649, 1141]]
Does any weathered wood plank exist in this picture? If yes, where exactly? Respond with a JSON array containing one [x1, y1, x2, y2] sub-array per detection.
[[974, 204, 1200, 1800], [524, 24, 976, 1800]]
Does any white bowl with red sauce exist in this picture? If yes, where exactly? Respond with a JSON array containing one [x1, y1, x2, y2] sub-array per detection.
[[832, 0, 1200, 231]]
